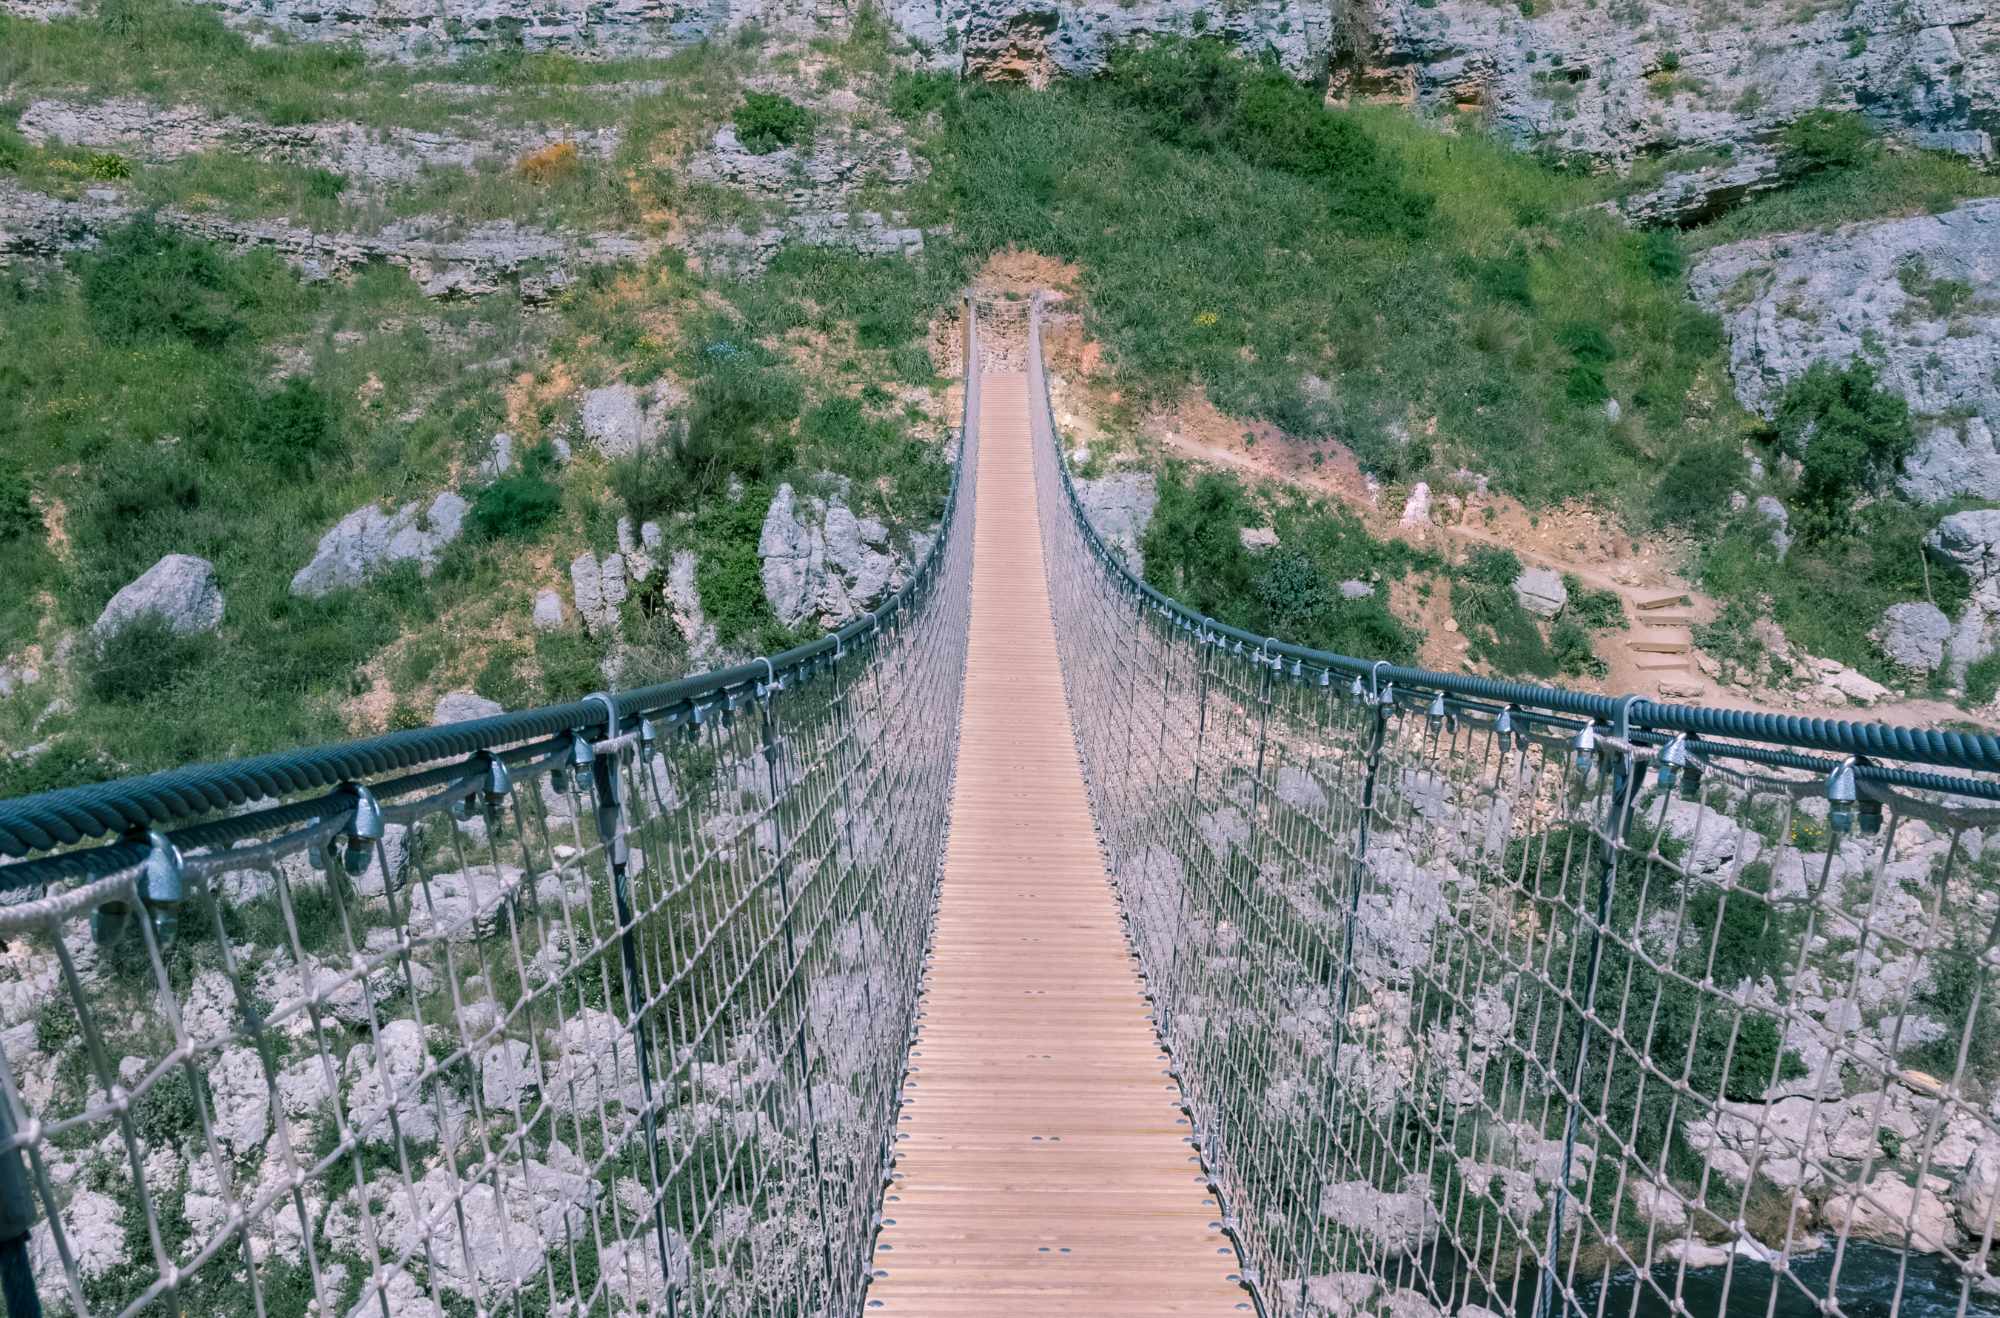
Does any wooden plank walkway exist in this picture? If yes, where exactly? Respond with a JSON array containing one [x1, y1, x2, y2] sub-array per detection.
[[864, 372, 1248, 1315]]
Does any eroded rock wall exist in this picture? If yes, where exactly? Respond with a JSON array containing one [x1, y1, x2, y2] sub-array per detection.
[[1349, 0, 1995, 167]]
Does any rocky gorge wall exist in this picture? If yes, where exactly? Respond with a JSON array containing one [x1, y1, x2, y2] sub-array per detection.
[[9, 0, 1991, 172]]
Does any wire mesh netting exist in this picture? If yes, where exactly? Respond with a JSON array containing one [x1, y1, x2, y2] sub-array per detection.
[[0, 323, 979, 1318], [1029, 300, 2000, 1318]]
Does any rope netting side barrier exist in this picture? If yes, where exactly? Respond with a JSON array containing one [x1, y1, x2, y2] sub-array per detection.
[[1029, 297, 2000, 1318], [0, 313, 980, 1318]]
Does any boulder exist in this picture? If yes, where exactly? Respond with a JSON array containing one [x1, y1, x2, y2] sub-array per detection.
[[1755, 496, 1791, 559], [1874, 602, 1952, 674], [1905, 417, 2000, 505], [1929, 509, 2000, 607], [478, 431, 514, 480], [1073, 472, 1157, 575], [92, 554, 224, 640], [344, 1018, 438, 1146], [579, 384, 660, 458], [1689, 200, 1999, 503], [1239, 526, 1279, 552], [666, 548, 720, 668], [291, 493, 468, 597], [1318, 1178, 1438, 1255], [1399, 482, 1431, 527], [531, 589, 566, 632], [432, 691, 504, 724], [758, 482, 903, 630], [1823, 1172, 1960, 1253], [1340, 580, 1376, 599], [570, 551, 629, 635], [1511, 566, 1568, 619]]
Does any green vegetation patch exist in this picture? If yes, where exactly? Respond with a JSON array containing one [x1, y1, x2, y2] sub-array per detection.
[[733, 91, 814, 154], [906, 38, 1737, 508], [1139, 465, 1428, 665]]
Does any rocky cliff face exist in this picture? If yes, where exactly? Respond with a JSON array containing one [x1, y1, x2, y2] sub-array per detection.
[[887, 0, 1332, 80], [12, 0, 1990, 175], [1689, 198, 2000, 504], [1351, 0, 1994, 168]]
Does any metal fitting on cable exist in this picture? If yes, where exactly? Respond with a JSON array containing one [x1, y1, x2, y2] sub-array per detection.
[[1427, 690, 1447, 728], [1656, 733, 1689, 791], [140, 829, 184, 945], [480, 752, 513, 827], [550, 729, 594, 794], [1571, 721, 1599, 776], [342, 783, 385, 878], [1826, 757, 1858, 834], [1349, 675, 1366, 704]]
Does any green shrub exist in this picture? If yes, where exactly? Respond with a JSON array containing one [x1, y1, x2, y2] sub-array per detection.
[[888, 70, 956, 121], [83, 151, 131, 180], [1564, 577, 1625, 631], [84, 615, 216, 704], [1101, 38, 1432, 236], [1775, 359, 1913, 523], [1473, 254, 1534, 308], [243, 377, 340, 474], [1556, 320, 1616, 365], [1908, 935, 1997, 1079], [1465, 546, 1521, 589], [1102, 37, 1246, 149], [1142, 469, 1257, 621], [304, 167, 346, 200], [1640, 228, 1683, 281], [608, 446, 684, 525], [470, 472, 562, 540], [79, 218, 247, 348], [734, 92, 814, 154], [0, 468, 37, 543], [1564, 362, 1609, 404], [535, 629, 606, 700], [1966, 650, 2000, 706], [1550, 618, 1604, 676], [1782, 110, 1873, 173], [1652, 440, 1748, 530]]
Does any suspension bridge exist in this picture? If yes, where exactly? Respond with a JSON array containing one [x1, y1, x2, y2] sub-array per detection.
[[1, 296, 1998, 1318]]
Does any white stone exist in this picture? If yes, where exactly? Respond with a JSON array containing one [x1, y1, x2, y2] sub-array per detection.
[[580, 385, 659, 458], [1511, 566, 1568, 618], [92, 553, 224, 640], [532, 588, 566, 632], [432, 690, 503, 724], [291, 493, 469, 597], [1823, 1171, 1959, 1253]]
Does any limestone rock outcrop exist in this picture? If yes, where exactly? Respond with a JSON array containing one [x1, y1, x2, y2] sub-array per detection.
[[758, 481, 907, 630], [291, 493, 469, 597], [92, 554, 225, 641], [1690, 199, 2000, 504]]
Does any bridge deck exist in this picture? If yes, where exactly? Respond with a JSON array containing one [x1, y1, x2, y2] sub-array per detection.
[[864, 373, 1246, 1315]]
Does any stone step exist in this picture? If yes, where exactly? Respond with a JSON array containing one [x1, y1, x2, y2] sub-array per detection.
[[1628, 629, 1693, 654], [1634, 653, 1692, 672], [1639, 610, 1695, 627], [1632, 589, 1692, 611]]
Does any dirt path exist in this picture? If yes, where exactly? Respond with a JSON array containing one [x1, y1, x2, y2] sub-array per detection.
[[1025, 295, 1993, 735], [1140, 422, 1712, 694]]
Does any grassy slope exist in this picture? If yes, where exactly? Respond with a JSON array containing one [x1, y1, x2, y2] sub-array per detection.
[[0, 7, 958, 796], [899, 61, 2000, 690], [917, 79, 1734, 510]]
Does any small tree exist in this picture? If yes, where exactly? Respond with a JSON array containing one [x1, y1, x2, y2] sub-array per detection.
[[734, 93, 815, 154], [1776, 360, 1913, 527]]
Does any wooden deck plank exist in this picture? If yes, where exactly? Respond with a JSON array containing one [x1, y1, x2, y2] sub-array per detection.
[[863, 372, 1249, 1317]]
